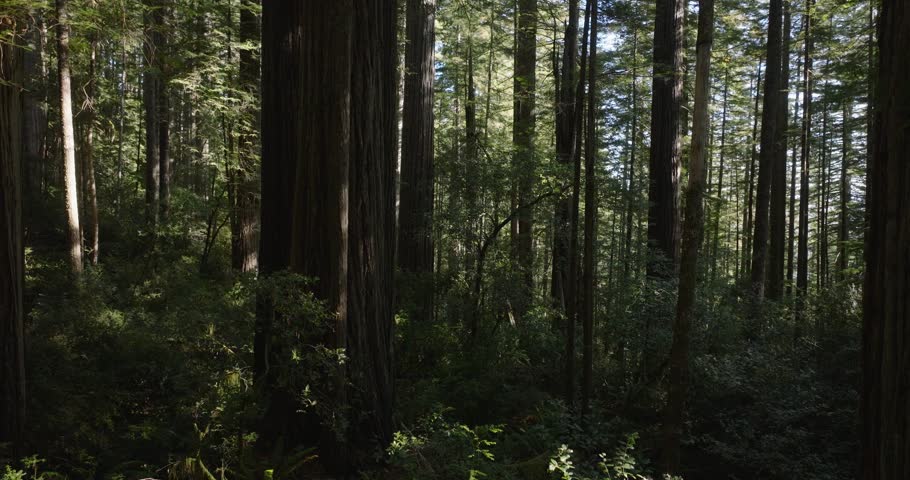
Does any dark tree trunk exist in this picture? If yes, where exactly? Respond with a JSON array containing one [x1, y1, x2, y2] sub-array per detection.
[[767, 0, 791, 300], [795, 0, 813, 325], [646, 0, 684, 278], [398, 0, 436, 319], [787, 53, 801, 297], [513, 0, 537, 314], [256, 1, 396, 472], [742, 64, 762, 280], [0, 17, 26, 451], [565, 0, 591, 408], [56, 0, 83, 275], [710, 73, 728, 283], [580, 0, 597, 417], [23, 16, 46, 228], [749, 0, 782, 301], [550, 0, 579, 315], [231, 0, 260, 273], [143, 0, 160, 226], [661, 0, 713, 471], [862, 1, 910, 477], [84, 1, 99, 265], [158, 8, 170, 223]]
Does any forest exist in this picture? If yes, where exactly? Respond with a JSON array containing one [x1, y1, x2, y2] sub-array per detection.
[[0, 0, 908, 478]]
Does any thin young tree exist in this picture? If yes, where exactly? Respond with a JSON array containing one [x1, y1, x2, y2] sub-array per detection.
[[796, 0, 813, 325], [661, 0, 713, 470], [56, 0, 83, 275]]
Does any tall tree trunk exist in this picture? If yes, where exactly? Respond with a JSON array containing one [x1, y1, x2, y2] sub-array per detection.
[[550, 0, 579, 314], [795, 0, 813, 326], [749, 0, 782, 302], [231, 0, 260, 273], [56, 0, 83, 275], [710, 73, 728, 282], [398, 0, 436, 317], [565, 0, 591, 405], [513, 0, 537, 314], [23, 15, 46, 227], [661, 0, 713, 471], [580, 0, 597, 417], [862, 1, 910, 477], [837, 100, 850, 280], [143, 0, 160, 226], [84, 0, 99, 265], [742, 64, 762, 279], [646, 0, 684, 278], [818, 87, 830, 290], [787, 52, 801, 297], [0, 17, 27, 451], [766, 0, 791, 300], [256, 1, 396, 471], [623, 30, 638, 283], [157, 4, 170, 221]]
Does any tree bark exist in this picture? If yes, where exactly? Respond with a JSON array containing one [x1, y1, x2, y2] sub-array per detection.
[[580, 0, 597, 417], [231, 0, 260, 273], [0, 16, 27, 451], [837, 100, 850, 280], [84, 0, 100, 265], [56, 0, 83, 275], [742, 64, 762, 280], [862, 0, 910, 477], [513, 0, 537, 313], [787, 52, 801, 297], [143, 0, 160, 226], [766, 0, 791, 300], [749, 0, 782, 301], [398, 0, 436, 317], [550, 0, 579, 315], [795, 0, 813, 326], [661, 0, 712, 470], [646, 0, 684, 278]]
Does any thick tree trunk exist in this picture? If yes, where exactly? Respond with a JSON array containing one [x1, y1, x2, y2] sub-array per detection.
[[862, 1, 910, 477], [580, 0, 597, 417], [256, 1, 396, 472], [56, 0, 83, 275], [156, 5, 170, 221], [0, 18, 26, 451], [231, 0, 260, 273], [766, 0, 791, 300], [646, 0, 684, 278], [661, 0, 712, 471], [398, 0, 436, 317], [513, 0, 537, 314], [749, 0, 782, 301]]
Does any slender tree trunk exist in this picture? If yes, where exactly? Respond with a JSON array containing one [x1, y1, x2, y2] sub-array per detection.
[[513, 0, 537, 314], [710, 73, 728, 282], [623, 30, 638, 283], [143, 0, 160, 226], [56, 0, 83, 275], [83, 0, 100, 265], [0, 17, 27, 451], [565, 0, 591, 406], [742, 65, 762, 280], [862, 1, 910, 477], [796, 0, 813, 325], [787, 52, 801, 297], [749, 0, 782, 302], [647, 0, 684, 278], [837, 100, 850, 280], [767, 0, 791, 300], [818, 87, 830, 290], [157, 4, 170, 221], [580, 0, 597, 417], [661, 0, 713, 471], [398, 0, 436, 317], [23, 15, 46, 227]]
